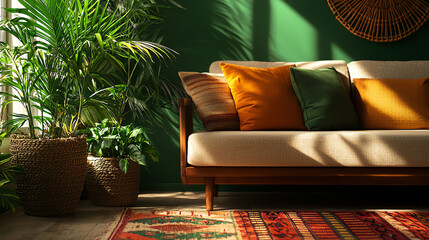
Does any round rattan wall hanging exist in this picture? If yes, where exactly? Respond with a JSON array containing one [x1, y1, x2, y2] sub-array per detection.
[[327, 0, 429, 42]]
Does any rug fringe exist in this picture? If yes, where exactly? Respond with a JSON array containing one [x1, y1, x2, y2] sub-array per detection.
[[96, 207, 129, 240]]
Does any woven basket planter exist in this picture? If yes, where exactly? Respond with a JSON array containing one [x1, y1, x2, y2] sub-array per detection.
[[86, 156, 140, 207], [10, 136, 87, 216]]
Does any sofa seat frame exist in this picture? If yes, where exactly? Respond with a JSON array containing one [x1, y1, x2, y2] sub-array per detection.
[[179, 98, 429, 211]]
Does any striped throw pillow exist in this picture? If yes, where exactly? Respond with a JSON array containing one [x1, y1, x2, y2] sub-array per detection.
[[179, 72, 240, 131]]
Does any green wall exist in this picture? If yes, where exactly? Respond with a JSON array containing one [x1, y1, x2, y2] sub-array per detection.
[[141, 0, 429, 191]]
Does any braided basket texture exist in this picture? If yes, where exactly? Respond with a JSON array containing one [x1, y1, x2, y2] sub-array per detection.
[[10, 136, 87, 216], [327, 0, 429, 42], [86, 156, 140, 207]]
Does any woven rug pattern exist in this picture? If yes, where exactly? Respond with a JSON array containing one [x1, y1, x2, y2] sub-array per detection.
[[100, 209, 429, 240]]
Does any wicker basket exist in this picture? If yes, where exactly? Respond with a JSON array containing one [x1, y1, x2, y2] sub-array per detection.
[[86, 156, 140, 206], [10, 136, 87, 216]]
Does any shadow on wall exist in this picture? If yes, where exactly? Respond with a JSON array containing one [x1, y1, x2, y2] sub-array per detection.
[[163, 0, 274, 69], [211, 0, 253, 61], [166, 0, 429, 72], [205, 0, 429, 63], [252, 0, 271, 60], [209, 0, 341, 62], [282, 0, 429, 61]]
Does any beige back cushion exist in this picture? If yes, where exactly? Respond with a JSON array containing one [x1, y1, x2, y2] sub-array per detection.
[[348, 60, 429, 80], [210, 60, 351, 92]]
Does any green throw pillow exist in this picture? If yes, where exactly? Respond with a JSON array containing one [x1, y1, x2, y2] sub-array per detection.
[[290, 67, 360, 130]]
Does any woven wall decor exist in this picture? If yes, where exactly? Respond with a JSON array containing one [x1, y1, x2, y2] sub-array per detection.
[[327, 0, 429, 42]]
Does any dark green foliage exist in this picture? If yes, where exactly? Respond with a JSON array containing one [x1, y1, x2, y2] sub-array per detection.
[[0, 153, 23, 212]]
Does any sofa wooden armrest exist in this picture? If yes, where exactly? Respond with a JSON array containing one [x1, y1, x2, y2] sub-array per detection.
[[178, 97, 193, 185]]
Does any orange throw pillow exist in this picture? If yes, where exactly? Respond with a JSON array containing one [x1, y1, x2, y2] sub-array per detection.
[[354, 78, 429, 129], [220, 63, 306, 131]]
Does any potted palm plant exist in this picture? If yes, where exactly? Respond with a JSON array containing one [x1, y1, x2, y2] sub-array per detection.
[[0, 44, 89, 217], [0, 0, 175, 216]]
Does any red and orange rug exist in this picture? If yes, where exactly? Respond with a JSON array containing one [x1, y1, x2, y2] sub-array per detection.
[[99, 209, 429, 240]]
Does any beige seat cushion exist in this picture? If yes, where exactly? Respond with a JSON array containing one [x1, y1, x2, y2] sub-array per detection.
[[187, 130, 429, 167]]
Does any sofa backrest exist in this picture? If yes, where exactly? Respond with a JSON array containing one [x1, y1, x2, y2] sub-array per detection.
[[209, 60, 351, 93], [348, 60, 429, 80]]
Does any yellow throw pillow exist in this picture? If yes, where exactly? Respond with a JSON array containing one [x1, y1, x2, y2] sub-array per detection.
[[220, 63, 306, 131], [353, 77, 429, 129]]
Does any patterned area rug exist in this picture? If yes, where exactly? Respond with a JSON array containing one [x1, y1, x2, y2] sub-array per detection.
[[99, 209, 429, 240]]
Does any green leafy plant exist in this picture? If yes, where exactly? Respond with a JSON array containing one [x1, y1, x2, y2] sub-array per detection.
[[0, 44, 38, 138], [85, 119, 159, 174], [0, 0, 177, 139], [0, 153, 23, 212], [96, 0, 185, 127]]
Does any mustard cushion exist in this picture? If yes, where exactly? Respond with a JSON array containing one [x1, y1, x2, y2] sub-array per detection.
[[220, 63, 306, 131], [353, 77, 429, 129]]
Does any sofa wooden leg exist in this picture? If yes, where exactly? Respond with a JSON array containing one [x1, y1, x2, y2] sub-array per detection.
[[205, 178, 215, 211]]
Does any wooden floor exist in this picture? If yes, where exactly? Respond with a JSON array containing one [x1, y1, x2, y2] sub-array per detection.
[[1, 187, 428, 240]]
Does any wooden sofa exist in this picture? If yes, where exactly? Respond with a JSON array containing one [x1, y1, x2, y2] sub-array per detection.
[[179, 60, 429, 211]]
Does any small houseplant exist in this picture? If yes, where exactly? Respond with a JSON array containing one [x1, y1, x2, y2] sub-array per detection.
[[84, 119, 158, 206], [0, 0, 175, 215], [0, 153, 23, 212]]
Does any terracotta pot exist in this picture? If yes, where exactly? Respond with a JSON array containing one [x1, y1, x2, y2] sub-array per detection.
[[10, 136, 87, 216], [86, 156, 140, 206]]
